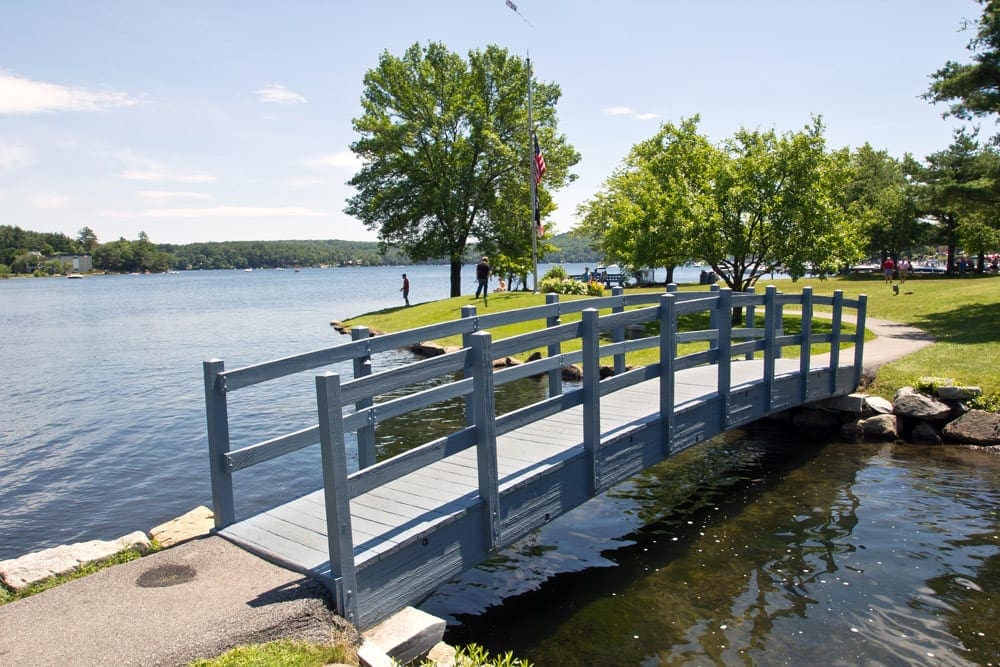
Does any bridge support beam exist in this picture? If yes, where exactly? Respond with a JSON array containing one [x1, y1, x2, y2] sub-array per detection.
[[470, 331, 501, 548], [316, 372, 359, 626], [799, 287, 813, 403], [716, 289, 732, 430], [203, 359, 235, 528], [582, 308, 601, 494], [351, 326, 376, 469], [546, 293, 562, 398], [659, 294, 677, 455], [763, 286, 778, 412]]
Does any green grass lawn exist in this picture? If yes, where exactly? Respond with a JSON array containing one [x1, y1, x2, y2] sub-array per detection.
[[343, 273, 1000, 403]]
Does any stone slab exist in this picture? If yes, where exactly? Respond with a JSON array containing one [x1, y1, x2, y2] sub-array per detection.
[[0, 530, 150, 591], [149, 505, 215, 548], [362, 606, 446, 665]]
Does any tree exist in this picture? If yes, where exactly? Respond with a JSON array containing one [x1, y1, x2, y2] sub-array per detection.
[[843, 144, 924, 260], [904, 128, 1000, 272], [77, 227, 99, 253], [578, 117, 710, 284], [691, 118, 860, 291], [925, 1, 1000, 141], [346, 42, 579, 296]]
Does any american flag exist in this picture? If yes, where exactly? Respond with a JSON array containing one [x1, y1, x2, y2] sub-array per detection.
[[533, 134, 546, 184]]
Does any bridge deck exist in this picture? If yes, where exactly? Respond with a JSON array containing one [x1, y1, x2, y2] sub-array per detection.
[[218, 356, 812, 617]]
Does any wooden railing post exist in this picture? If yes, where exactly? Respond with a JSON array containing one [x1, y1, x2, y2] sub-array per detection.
[[203, 359, 235, 528], [351, 326, 376, 469], [775, 290, 785, 359], [470, 331, 501, 549], [763, 286, 777, 412], [659, 294, 677, 455], [716, 289, 732, 430], [745, 286, 756, 360], [799, 286, 813, 402], [611, 286, 626, 375], [546, 293, 562, 398], [829, 290, 843, 394], [315, 372, 359, 626], [708, 284, 720, 351], [461, 305, 479, 427], [853, 294, 868, 390], [582, 308, 601, 494]]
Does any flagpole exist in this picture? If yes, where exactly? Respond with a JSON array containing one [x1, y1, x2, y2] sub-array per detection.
[[528, 56, 538, 293]]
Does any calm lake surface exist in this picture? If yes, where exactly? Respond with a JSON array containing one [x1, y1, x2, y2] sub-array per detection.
[[2, 265, 997, 664]]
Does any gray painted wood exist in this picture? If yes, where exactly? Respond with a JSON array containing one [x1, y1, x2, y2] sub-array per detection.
[[209, 287, 866, 631]]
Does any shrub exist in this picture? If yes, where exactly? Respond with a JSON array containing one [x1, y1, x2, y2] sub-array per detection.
[[542, 265, 569, 280], [539, 276, 587, 295]]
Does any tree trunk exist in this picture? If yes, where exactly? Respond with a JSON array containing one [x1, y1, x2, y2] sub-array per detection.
[[450, 259, 463, 297], [665, 265, 675, 285]]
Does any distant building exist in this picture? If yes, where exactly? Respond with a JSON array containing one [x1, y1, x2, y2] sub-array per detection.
[[53, 255, 93, 273]]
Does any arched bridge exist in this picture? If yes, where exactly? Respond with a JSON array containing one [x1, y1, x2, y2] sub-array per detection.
[[202, 284, 867, 629]]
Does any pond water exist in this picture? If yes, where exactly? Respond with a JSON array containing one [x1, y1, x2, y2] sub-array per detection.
[[425, 430, 999, 666]]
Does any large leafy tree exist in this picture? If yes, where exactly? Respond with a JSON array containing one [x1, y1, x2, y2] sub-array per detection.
[[578, 117, 710, 284], [691, 118, 860, 291], [925, 0, 1000, 141], [905, 128, 1000, 271], [843, 144, 924, 259], [346, 42, 579, 296]]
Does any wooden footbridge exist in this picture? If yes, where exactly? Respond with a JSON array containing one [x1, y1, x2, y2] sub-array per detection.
[[202, 284, 866, 629]]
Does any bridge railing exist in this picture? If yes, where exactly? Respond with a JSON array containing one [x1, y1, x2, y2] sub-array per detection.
[[204, 284, 866, 623]]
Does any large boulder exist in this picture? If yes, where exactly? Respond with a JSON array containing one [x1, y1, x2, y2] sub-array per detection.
[[942, 410, 1000, 446], [0, 531, 150, 591], [937, 385, 982, 401], [862, 414, 900, 441], [862, 395, 894, 417], [840, 418, 863, 443], [893, 387, 953, 421]]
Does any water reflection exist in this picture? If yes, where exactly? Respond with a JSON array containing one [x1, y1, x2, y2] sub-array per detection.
[[425, 431, 1000, 666]]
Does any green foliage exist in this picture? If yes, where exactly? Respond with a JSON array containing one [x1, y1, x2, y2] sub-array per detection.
[[580, 117, 861, 292], [451, 643, 533, 667], [925, 0, 1000, 137], [0, 225, 81, 266], [189, 640, 351, 667], [346, 41, 580, 296], [542, 265, 568, 280], [0, 263, 9, 278], [539, 276, 588, 295]]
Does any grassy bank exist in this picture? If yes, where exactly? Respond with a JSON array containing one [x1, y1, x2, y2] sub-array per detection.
[[342, 273, 1000, 401]]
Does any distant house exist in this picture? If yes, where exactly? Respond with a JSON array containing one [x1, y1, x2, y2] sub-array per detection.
[[53, 255, 93, 273]]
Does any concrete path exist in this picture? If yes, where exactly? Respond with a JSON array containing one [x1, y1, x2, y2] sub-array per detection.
[[0, 317, 932, 667], [0, 536, 354, 666]]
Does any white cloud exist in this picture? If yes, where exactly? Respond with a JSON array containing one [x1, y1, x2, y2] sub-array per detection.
[[254, 83, 306, 105], [120, 170, 217, 183], [138, 190, 212, 200], [603, 105, 658, 121], [29, 193, 70, 210], [142, 206, 326, 218], [603, 106, 635, 116], [0, 71, 138, 114], [305, 151, 361, 170], [0, 145, 31, 170]]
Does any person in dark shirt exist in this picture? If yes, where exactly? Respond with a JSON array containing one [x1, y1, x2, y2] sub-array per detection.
[[400, 273, 410, 306], [475, 256, 491, 305]]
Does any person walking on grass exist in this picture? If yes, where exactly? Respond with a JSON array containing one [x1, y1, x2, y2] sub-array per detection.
[[882, 256, 895, 285], [475, 256, 491, 305], [400, 273, 410, 306]]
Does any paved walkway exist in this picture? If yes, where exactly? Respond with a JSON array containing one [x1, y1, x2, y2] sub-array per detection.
[[0, 317, 932, 666]]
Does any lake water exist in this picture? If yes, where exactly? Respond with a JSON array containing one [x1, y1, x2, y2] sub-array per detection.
[[2, 264, 997, 664]]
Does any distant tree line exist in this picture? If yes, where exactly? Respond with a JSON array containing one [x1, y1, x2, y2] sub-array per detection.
[[0, 224, 602, 277]]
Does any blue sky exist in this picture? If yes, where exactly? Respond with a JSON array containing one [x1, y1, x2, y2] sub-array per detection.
[[0, 0, 984, 245]]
